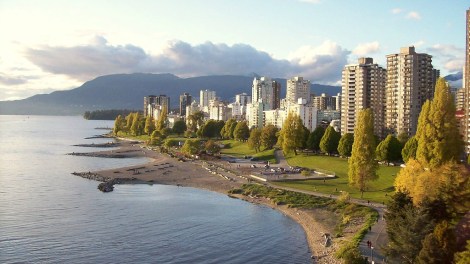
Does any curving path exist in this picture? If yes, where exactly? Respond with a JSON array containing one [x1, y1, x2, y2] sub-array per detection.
[[272, 150, 388, 263]]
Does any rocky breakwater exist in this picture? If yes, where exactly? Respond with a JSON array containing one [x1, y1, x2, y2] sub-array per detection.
[[72, 172, 135, 192], [67, 152, 126, 158]]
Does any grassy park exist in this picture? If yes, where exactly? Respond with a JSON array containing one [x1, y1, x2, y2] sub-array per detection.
[[220, 140, 276, 163], [273, 153, 401, 203]]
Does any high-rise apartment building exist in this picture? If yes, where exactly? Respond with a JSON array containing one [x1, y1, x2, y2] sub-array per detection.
[[341, 58, 387, 137], [235, 93, 252, 106], [312, 93, 336, 110], [179, 93, 192, 117], [465, 9, 470, 152], [252, 77, 281, 110], [144, 95, 170, 117], [385, 47, 438, 136], [200, 90, 216, 108], [286, 76, 311, 105]]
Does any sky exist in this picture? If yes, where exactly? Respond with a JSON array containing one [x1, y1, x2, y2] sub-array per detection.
[[0, 0, 468, 101]]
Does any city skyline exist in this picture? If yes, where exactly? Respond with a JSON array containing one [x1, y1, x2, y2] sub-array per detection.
[[0, 0, 468, 101]]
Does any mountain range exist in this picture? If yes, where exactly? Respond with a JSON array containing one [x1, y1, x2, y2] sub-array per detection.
[[0, 73, 341, 115]]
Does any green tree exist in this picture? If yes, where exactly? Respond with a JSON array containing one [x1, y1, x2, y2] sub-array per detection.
[[348, 109, 378, 197], [150, 130, 163, 146], [415, 78, 462, 168], [113, 115, 124, 135], [320, 126, 340, 155], [233, 121, 250, 141], [187, 111, 205, 132], [126, 112, 135, 130], [155, 108, 168, 132], [130, 112, 143, 136], [337, 133, 354, 157], [278, 112, 306, 155], [261, 124, 278, 150], [454, 240, 470, 264], [229, 121, 238, 139], [221, 119, 236, 139], [306, 126, 325, 152], [200, 119, 218, 138], [144, 115, 155, 136], [402, 136, 418, 163], [172, 120, 187, 135], [376, 134, 402, 164], [205, 139, 221, 154], [181, 139, 201, 156], [163, 138, 179, 149], [215, 120, 225, 139], [397, 131, 409, 146], [248, 128, 262, 152], [385, 192, 435, 264], [417, 221, 456, 264]]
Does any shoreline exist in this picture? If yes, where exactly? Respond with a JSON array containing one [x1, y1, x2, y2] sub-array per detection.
[[71, 138, 341, 263]]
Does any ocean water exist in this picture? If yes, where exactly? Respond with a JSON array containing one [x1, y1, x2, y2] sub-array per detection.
[[0, 115, 311, 263]]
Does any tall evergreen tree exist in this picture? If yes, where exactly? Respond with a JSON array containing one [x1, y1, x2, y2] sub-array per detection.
[[337, 133, 354, 157], [320, 126, 340, 155], [113, 115, 123, 135], [348, 109, 378, 197], [415, 78, 462, 168]]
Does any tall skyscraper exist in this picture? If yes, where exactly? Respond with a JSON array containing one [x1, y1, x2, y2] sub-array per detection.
[[179, 93, 192, 116], [465, 9, 470, 152], [341, 58, 387, 137], [200, 90, 216, 108], [385, 47, 438, 136], [144, 94, 170, 118], [286, 76, 311, 105], [235, 93, 252, 105], [252, 77, 280, 110]]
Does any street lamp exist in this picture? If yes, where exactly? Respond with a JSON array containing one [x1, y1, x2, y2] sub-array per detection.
[[370, 246, 374, 263]]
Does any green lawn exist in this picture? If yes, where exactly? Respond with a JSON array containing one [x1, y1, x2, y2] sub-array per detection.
[[273, 153, 400, 203], [220, 140, 276, 163]]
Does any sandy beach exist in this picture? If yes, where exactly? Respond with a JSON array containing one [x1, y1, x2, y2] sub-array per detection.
[[71, 138, 344, 263]]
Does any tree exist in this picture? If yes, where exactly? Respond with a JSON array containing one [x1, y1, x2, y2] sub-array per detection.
[[205, 139, 221, 154], [233, 121, 249, 141], [402, 136, 418, 163], [221, 119, 237, 139], [415, 78, 462, 168], [172, 120, 187, 135], [181, 139, 201, 156], [278, 112, 306, 155], [229, 120, 238, 139], [113, 115, 124, 135], [454, 240, 470, 264], [248, 128, 262, 152], [320, 126, 340, 155], [397, 131, 409, 146], [306, 126, 325, 152], [187, 111, 204, 132], [163, 138, 179, 149], [149, 130, 163, 146], [126, 112, 135, 130], [144, 116, 155, 135], [130, 112, 144, 136], [417, 221, 456, 264], [215, 120, 225, 139], [337, 133, 354, 157], [385, 192, 435, 264], [200, 119, 218, 138], [261, 124, 278, 150], [155, 108, 168, 132], [348, 109, 378, 197], [375, 134, 402, 164]]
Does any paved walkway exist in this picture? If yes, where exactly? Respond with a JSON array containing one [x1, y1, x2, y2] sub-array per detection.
[[272, 151, 388, 263]]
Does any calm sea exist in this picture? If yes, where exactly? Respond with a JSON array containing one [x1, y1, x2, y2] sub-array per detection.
[[0, 115, 311, 263]]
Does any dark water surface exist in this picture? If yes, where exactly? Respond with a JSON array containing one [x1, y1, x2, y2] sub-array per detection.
[[0, 115, 311, 263]]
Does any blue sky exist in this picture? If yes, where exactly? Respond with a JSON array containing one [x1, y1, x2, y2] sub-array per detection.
[[0, 0, 468, 100]]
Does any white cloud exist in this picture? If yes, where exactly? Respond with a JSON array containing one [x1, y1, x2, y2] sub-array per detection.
[[427, 44, 464, 72], [25, 36, 349, 84], [391, 8, 402, 14], [406, 11, 421, 20], [352, 41, 380, 56], [413, 40, 425, 47]]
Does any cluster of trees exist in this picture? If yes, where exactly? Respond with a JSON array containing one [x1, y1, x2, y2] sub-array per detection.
[[385, 78, 469, 263], [83, 109, 136, 120]]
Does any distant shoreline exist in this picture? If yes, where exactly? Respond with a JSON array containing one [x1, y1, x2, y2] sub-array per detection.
[[71, 137, 342, 263]]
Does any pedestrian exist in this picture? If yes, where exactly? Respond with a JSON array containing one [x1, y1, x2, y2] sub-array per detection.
[[369, 226, 371, 231]]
